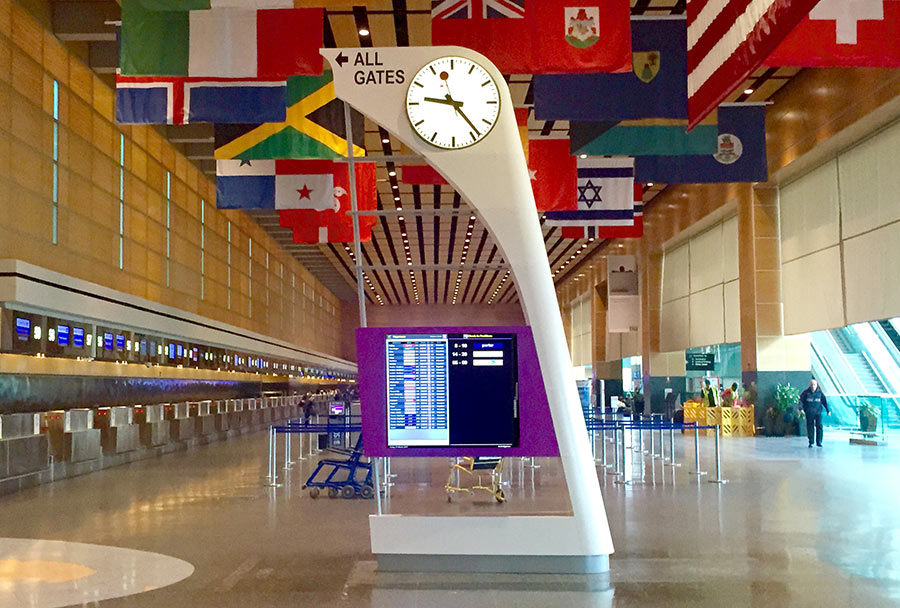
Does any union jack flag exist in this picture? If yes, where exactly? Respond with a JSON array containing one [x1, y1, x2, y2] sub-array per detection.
[[432, 0, 525, 20]]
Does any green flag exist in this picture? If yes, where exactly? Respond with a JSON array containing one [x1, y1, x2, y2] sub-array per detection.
[[120, 0, 190, 76], [570, 118, 719, 157], [214, 74, 366, 161]]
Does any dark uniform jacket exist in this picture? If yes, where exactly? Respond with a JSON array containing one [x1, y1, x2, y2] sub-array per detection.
[[799, 387, 829, 416]]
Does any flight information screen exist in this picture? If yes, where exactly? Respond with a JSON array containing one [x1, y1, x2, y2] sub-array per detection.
[[385, 333, 518, 448]]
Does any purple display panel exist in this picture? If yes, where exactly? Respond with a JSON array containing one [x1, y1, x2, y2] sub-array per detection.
[[356, 326, 560, 457]]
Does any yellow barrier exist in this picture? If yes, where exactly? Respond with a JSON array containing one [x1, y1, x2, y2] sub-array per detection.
[[681, 404, 755, 436]]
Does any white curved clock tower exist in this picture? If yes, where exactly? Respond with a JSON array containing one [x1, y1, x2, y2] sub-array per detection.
[[322, 46, 614, 574]]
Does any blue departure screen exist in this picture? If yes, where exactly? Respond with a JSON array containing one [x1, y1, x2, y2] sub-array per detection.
[[116, 334, 126, 350], [168, 343, 176, 359], [73, 327, 85, 347], [104, 332, 113, 350], [57, 325, 70, 346], [15, 317, 30, 338], [385, 333, 518, 448], [176, 344, 183, 357]]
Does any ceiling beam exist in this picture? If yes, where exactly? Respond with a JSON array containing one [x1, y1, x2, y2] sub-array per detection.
[[361, 263, 508, 271], [52, 1, 119, 41]]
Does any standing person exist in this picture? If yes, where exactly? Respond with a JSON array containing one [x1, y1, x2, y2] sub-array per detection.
[[721, 382, 739, 408], [703, 379, 719, 408], [799, 378, 830, 447]]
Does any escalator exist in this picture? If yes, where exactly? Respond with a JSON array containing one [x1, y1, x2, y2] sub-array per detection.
[[879, 320, 900, 353]]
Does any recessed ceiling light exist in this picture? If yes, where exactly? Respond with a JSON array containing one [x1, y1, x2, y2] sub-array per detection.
[[743, 88, 754, 95], [382, 137, 389, 144], [647, 182, 654, 188], [388, 171, 396, 177], [579, 154, 587, 159], [359, 28, 370, 36]]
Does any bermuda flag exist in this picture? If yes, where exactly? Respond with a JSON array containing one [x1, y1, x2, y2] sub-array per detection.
[[278, 162, 378, 244], [121, 1, 323, 78], [560, 184, 643, 239], [116, 75, 287, 125], [686, 0, 818, 129], [544, 157, 635, 233], [766, 0, 900, 67]]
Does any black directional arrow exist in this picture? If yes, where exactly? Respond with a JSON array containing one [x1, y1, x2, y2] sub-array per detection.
[[336, 52, 349, 68]]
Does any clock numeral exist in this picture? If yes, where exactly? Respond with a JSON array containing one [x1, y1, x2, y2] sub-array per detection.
[[409, 102, 419, 106], [469, 131, 476, 141], [481, 81, 491, 87], [429, 66, 436, 74], [486, 100, 497, 104], [451, 59, 454, 70], [413, 81, 424, 88], [452, 136, 455, 147], [431, 132, 438, 142], [481, 118, 492, 125], [414, 120, 424, 126], [468, 65, 474, 74]]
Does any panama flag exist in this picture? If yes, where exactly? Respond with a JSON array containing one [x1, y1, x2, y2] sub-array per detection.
[[216, 159, 336, 210], [121, 1, 323, 78], [544, 157, 635, 229]]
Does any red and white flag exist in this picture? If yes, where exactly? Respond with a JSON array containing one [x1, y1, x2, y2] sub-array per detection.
[[686, 0, 819, 129], [766, 0, 900, 67], [278, 162, 377, 243], [560, 185, 643, 239]]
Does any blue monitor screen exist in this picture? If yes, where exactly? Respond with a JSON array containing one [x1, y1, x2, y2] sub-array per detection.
[[116, 334, 125, 350], [73, 327, 85, 348], [168, 343, 176, 359], [15, 317, 30, 337], [176, 344, 184, 357], [104, 332, 113, 350], [57, 325, 70, 346], [192, 348, 198, 361]]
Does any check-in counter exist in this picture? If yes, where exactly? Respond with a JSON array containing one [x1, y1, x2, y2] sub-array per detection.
[[227, 399, 245, 429], [247, 398, 263, 426], [190, 401, 215, 437], [213, 400, 229, 432], [134, 404, 169, 448], [95, 406, 140, 455], [166, 402, 194, 441], [45, 409, 101, 463], [0, 413, 48, 480]]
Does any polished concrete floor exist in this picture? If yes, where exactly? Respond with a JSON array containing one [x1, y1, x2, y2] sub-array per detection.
[[0, 429, 899, 606]]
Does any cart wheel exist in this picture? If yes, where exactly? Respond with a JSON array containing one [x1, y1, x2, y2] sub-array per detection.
[[360, 485, 374, 500], [496, 490, 505, 503], [327, 487, 339, 499], [341, 485, 356, 499], [308, 487, 320, 499]]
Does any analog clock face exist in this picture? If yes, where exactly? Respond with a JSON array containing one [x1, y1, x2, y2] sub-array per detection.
[[405, 56, 501, 150]]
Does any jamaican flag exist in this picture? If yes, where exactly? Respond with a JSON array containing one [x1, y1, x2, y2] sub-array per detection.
[[214, 72, 365, 161]]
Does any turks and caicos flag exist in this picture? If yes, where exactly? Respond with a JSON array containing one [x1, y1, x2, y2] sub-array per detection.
[[544, 158, 636, 235]]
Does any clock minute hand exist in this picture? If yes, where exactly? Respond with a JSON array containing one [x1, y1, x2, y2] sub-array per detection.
[[453, 104, 481, 137]]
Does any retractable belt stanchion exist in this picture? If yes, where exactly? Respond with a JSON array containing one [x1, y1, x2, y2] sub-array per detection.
[[690, 422, 707, 477], [615, 422, 631, 486], [709, 424, 728, 484], [665, 426, 680, 467], [648, 417, 655, 459], [284, 430, 292, 470], [613, 423, 621, 476]]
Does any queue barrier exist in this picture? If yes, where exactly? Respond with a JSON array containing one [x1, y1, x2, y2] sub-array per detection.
[[265, 417, 363, 486], [584, 418, 728, 485]]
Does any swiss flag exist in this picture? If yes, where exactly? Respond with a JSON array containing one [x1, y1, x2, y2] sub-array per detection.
[[529, 138, 577, 212], [767, 0, 900, 67], [278, 162, 377, 243]]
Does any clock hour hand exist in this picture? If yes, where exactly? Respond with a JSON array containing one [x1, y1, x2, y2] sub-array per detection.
[[423, 96, 464, 108]]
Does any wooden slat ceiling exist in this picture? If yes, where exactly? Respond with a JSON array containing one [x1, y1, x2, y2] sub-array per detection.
[[52, 0, 802, 307]]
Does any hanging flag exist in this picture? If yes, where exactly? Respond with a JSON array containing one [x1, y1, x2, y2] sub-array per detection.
[[569, 117, 719, 157], [560, 184, 643, 239], [115, 75, 287, 125], [214, 73, 365, 161], [544, 157, 635, 232], [133, 0, 303, 9], [278, 162, 378, 243], [529, 138, 577, 212], [766, 0, 900, 67], [534, 17, 687, 121], [120, 1, 323, 78], [686, 0, 819, 129], [400, 165, 447, 185], [431, 0, 631, 74], [215, 159, 341, 210], [635, 105, 767, 184]]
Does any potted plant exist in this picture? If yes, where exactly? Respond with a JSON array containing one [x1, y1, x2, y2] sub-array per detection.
[[859, 403, 879, 434], [769, 383, 801, 437]]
